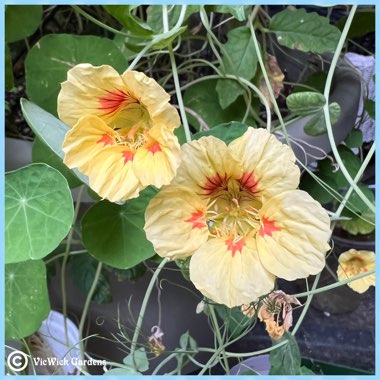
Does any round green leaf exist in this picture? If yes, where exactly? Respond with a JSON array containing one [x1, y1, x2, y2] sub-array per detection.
[[193, 121, 249, 144], [5, 259, 50, 339], [303, 102, 341, 136], [269, 8, 341, 53], [25, 34, 128, 115], [5, 163, 74, 263], [82, 188, 157, 269], [184, 79, 256, 130], [5, 5, 43, 43], [32, 137, 82, 188], [286, 91, 326, 116]]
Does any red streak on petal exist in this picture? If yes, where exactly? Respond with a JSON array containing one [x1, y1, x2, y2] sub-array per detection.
[[225, 238, 246, 257], [122, 150, 134, 164], [184, 209, 206, 230], [147, 143, 162, 154], [98, 89, 136, 115], [259, 217, 281, 237], [201, 173, 228, 196], [240, 171, 259, 193], [97, 134, 115, 146]]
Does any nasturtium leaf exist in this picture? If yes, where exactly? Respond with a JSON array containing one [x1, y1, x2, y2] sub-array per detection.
[[216, 26, 258, 109], [123, 348, 149, 372], [20, 98, 88, 185], [269, 8, 341, 53], [341, 183, 374, 217], [25, 34, 128, 115], [151, 26, 188, 50], [300, 366, 315, 375], [286, 92, 340, 136], [286, 92, 326, 116], [82, 187, 157, 269], [5, 163, 74, 264], [336, 9, 375, 39], [292, 72, 327, 94], [340, 209, 375, 235], [32, 137, 82, 188], [174, 125, 188, 145], [205, 5, 249, 21], [70, 254, 112, 304], [344, 129, 363, 148], [364, 99, 375, 119], [5, 5, 43, 43], [147, 5, 199, 33], [332, 145, 362, 188], [5, 259, 50, 339], [193, 121, 249, 145], [303, 102, 340, 136], [299, 170, 339, 205], [184, 79, 256, 130], [103, 5, 153, 37], [5, 45, 14, 91], [269, 333, 302, 375]]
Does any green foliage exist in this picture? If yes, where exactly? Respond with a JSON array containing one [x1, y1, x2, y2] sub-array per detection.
[[336, 8, 375, 39], [341, 183, 374, 217], [213, 304, 253, 339], [269, 8, 341, 53], [5, 260, 50, 339], [81, 188, 157, 269], [111, 263, 147, 282], [5, 45, 14, 91], [269, 333, 302, 375], [147, 5, 199, 33], [25, 34, 128, 116], [70, 254, 112, 304], [344, 129, 363, 148], [286, 92, 340, 136], [300, 170, 338, 205], [103, 5, 153, 37], [5, 5, 43, 43], [364, 99, 375, 119], [5, 164, 74, 264], [20, 99, 88, 185], [151, 26, 187, 50], [216, 26, 258, 108], [175, 257, 191, 281], [340, 209, 375, 235], [193, 121, 249, 144], [32, 138, 82, 188], [205, 5, 249, 21], [184, 79, 255, 130], [179, 331, 198, 351], [123, 347, 149, 372]]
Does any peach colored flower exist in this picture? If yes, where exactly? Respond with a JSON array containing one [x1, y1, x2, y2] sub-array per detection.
[[337, 249, 375, 293], [144, 128, 331, 307], [58, 64, 181, 202]]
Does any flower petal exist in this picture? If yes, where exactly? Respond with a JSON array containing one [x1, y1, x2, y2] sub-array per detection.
[[189, 237, 275, 307], [256, 190, 331, 280], [337, 249, 375, 293], [144, 186, 209, 260], [133, 127, 181, 188], [121, 70, 180, 131], [228, 127, 300, 200], [62, 115, 117, 170], [84, 145, 143, 202], [172, 136, 243, 197]]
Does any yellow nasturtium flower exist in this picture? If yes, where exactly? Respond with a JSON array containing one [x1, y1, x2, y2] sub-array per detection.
[[58, 64, 181, 202], [337, 249, 375, 293], [144, 128, 331, 308]]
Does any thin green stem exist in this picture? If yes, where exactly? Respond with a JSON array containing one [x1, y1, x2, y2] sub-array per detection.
[[209, 306, 230, 373], [61, 185, 85, 345], [322, 5, 374, 214], [130, 259, 168, 359], [45, 249, 87, 265], [151, 352, 178, 375], [78, 261, 103, 361], [293, 269, 375, 298]]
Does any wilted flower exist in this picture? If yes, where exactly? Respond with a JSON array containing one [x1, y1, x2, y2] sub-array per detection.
[[337, 249, 375, 293], [241, 304, 257, 319], [148, 326, 165, 357], [257, 291, 301, 340], [144, 128, 331, 307], [58, 64, 181, 202]]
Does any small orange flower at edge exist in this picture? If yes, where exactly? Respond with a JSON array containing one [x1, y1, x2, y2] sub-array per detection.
[[337, 249, 375, 293], [58, 64, 181, 202]]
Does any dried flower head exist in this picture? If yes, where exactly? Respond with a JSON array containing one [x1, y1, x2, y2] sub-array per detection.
[[148, 326, 165, 357]]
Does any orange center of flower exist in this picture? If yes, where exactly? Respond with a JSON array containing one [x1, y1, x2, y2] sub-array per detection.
[[344, 257, 369, 276], [184, 172, 281, 256], [98, 89, 139, 115]]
